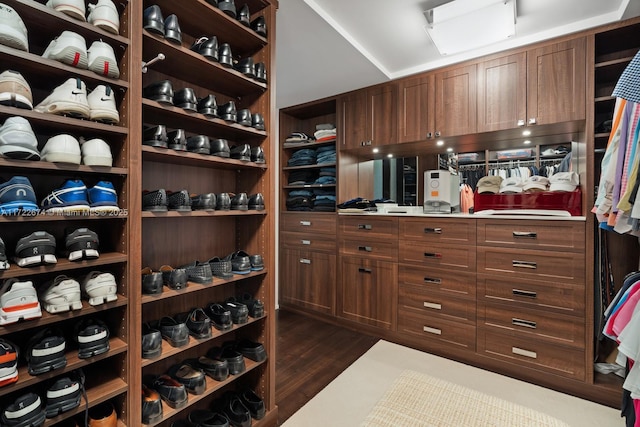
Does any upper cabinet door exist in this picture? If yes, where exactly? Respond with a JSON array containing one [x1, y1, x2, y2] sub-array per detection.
[[397, 74, 434, 143], [339, 91, 368, 150], [435, 64, 478, 137], [477, 52, 527, 133], [527, 38, 586, 125], [368, 84, 398, 146]]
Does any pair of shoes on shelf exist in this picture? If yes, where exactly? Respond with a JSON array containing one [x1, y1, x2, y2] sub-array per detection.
[[42, 31, 120, 78], [40, 134, 113, 166], [143, 5, 182, 44], [141, 265, 188, 294], [41, 179, 119, 214], [46, 0, 120, 34], [142, 188, 191, 212], [225, 250, 264, 274], [11, 227, 99, 267]]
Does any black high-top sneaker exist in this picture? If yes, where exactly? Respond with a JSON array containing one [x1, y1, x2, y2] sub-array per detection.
[[65, 227, 99, 261]]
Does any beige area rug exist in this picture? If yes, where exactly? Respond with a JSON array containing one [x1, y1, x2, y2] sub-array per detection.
[[362, 370, 570, 427]]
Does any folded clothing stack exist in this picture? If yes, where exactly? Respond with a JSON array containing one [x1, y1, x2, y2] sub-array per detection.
[[314, 123, 336, 142], [315, 145, 336, 165], [287, 148, 316, 166], [283, 132, 312, 146]]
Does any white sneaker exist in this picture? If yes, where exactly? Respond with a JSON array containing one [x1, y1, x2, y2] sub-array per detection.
[[42, 30, 88, 69], [40, 275, 82, 313], [34, 77, 91, 119], [0, 116, 40, 160], [82, 271, 117, 305], [0, 3, 28, 51], [0, 279, 42, 325], [81, 138, 113, 166], [88, 40, 120, 78], [87, 0, 120, 34], [0, 70, 33, 110], [46, 0, 86, 22], [87, 84, 119, 123], [41, 134, 81, 164]]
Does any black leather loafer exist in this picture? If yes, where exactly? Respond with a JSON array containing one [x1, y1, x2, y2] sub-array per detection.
[[218, 43, 234, 68], [210, 138, 230, 157], [143, 5, 165, 35], [187, 135, 211, 154], [207, 257, 233, 279], [239, 292, 265, 317], [167, 189, 191, 211], [174, 88, 197, 112], [143, 189, 168, 211], [153, 374, 188, 409], [235, 57, 255, 78], [198, 94, 218, 117], [248, 193, 265, 211], [222, 299, 249, 323], [251, 16, 267, 37], [144, 124, 168, 148], [207, 346, 245, 375], [235, 339, 267, 362], [157, 316, 189, 347], [143, 80, 173, 105], [218, 100, 237, 122], [159, 265, 188, 290], [231, 143, 251, 161], [187, 356, 229, 382], [217, 0, 237, 18], [240, 389, 265, 420], [190, 193, 216, 211], [191, 36, 219, 61], [168, 362, 206, 395], [142, 267, 163, 295], [237, 4, 250, 26], [164, 14, 182, 45], [188, 409, 230, 427], [182, 261, 213, 284], [176, 307, 212, 339], [251, 146, 265, 163], [251, 113, 265, 130], [205, 302, 233, 330], [254, 62, 267, 83], [230, 192, 248, 211], [167, 129, 187, 151], [217, 392, 251, 427], [216, 192, 231, 210], [142, 323, 162, 359], [226, 251, 251, 275], [249, 254, 264, 271], [142, 384, 163, 424], [237, 109, 252, 126]]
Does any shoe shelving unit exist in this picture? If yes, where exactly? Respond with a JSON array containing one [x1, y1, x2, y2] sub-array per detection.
[[138, 0, 275, 426], [0, 0, 137, 426]]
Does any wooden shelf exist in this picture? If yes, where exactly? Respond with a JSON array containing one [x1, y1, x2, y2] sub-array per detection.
[[282, 139, 337, 150], [594, 56, 634, 69], [142, 145, 268, 170], [0, 212, 128, 223], [0, 252, 128, 280], [142, 210, 267, 218], [283, 163, 336, 171], [284, 184, 336, 189], [0, 157, 128, 176]]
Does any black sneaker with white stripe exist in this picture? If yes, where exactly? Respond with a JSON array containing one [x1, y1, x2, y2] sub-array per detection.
[[0, 338, 18, 387], [14, 231, 57, 267], [65, 228, 100, 261], [75, 318, 110, 358], [0, 237, 8, 270], [1, 392, 46, 427], [26, 328, 66, 375], [45, 376, 82, 418]]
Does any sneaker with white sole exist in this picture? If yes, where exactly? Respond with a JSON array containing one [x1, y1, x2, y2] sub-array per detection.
[[41, 179, 90, 214], [87, 84, 119, 123], [88, 180, 118, 213], [45, 375, 82, 417], [75, 318, 109, 358], [82, 271, 118, 305], [0, 3, 28, 51], [40, 275, 83, 313], [0, 279, 42, 325], [14, 231, 57, 267], [42, 30, 88, 69], [0, 238, 8, 270], [87, 0, 120, 34], [0, 70, 33, 109], [41, 134, 81, 164], [46, 0, 86, 22], [26, 327, 66, 375], [81, 137, 113, 166], [1, 392, 46, 427], [65, 227, 99, 261], [0, 176, 39, 214], [0, 338, 18, 387], [35, 77, 91, 119], [0, 116, 40, 160], [88, 40, 120, 78]]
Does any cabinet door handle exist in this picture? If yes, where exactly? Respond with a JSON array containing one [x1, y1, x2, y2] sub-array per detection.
[[424, 227, 442, 234], [513, 231, 537, 239], [528, 118, 537, 125], [424, 252, 442, 259], [517, 119, 525, 126], [299, 258, 311, 264], [358, 224, 372, 230], [512, 260, 537, 269], [424, 277, 442, 285], [301, 240, 311, 245], [358, 267, 372, 273], [512, 318, 537, 329], [358, 246, 372, 252], [434, 131, 441, 137], [423, 301, 442, 310], [512, 289, 537, 298], [423, 326, 442, 335], [512, 346, 537, 359], [427, 132, 433, 139], [299, 221, 311, 226]]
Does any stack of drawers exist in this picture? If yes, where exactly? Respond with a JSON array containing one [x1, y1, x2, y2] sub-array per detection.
[[476, 219, 586, 380]]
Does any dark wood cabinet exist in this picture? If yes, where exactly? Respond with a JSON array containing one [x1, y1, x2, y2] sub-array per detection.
[[397, 74, 434, 143], [434, 64, 478, 137], [339, 84, 397, 149], [339, 90, 367, 150], [280, 248, 336, 315]]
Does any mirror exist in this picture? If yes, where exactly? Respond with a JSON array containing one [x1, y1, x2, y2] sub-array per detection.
[[372, 157, 419, 206]]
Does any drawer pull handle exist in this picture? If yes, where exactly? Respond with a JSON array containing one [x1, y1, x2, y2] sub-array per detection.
[[358, 246, 373, 252], [424, 277, 442, 285], [512, 318, 537, 329], [424, 227, 442, 234], [512, 260, 537, 269], [301, 240, 311, 245], [512, 289, 537, 298], [423, 326, 442, 335], [512, 346, 537, 359], [424, 252, 442, 259], [300, 221, 311, 226], [299, 258, 311, 264], [358, 267, 372, 274], [513, 231, 537, 239], [423, 302, 442, 310], [358, 224, 372, 230]]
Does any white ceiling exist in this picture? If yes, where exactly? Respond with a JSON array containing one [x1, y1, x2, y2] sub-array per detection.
[[275, 0, 640, 109]]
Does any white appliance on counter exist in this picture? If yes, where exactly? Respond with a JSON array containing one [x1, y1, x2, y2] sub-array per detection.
[[423, 170, 461, 213]]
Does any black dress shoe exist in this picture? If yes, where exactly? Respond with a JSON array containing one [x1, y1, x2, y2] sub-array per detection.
[[235, 339, 267, 362], [210, 138, 230, 157], [207, 346, 245, 375], [249, 254, 264, 271], [191, 36, 219, 61], [205, 302, 233, 330], [251, 15, 267, 37], [251, 112, 265, 130], [188, 409, 230, 427], [167, 189, 191, 211], [237, 4, 250, 26], [144, 80, 173, 105], [142, 323, 162, 359], [230, 192, 248, 211], [175, 307, 212, 339], [182, 261, 213, 284], [226, 250, 251, 274], [218, 100, 237, 122], [187, 135, 211, 154], [168, 362, 206, 395], [217, 0, 237, 18], [187, 356, 229, 382], [223, 299, 249, 323], [174, 88, 197, 112], [237, 109, 252, 126], [143, 5, 165, 35], [218, 43, 234, 68], [248, 193, 264, 210], [153, 374, 188, 409], [164, 14, 182, 45], [239, 292, 265, 317], [143, 124, 168, 148], [239, 389, 265, 420], [254, 62, 267, 83], [167, 129, 187, 151], [159, 265, 188, 290], [235, 57, 255, 78], [143, 189, 168, 211], [142, 267, 163, 295], [157, 316, 189, 347], [217, 392, 251, 427], [142, 384, 163, 424], [250, 146, 265, 163], [190, 193, 216, 211], [216, 192, 231, 210], [207, 257, 233, 279], [198, 94, 218, 117], [231, 143, 251, 161]]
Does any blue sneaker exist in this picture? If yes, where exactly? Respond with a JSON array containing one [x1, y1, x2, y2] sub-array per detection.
[[0, 176, 39, 215], [87, 181, 119, 214], [41, 179, 89, 214]]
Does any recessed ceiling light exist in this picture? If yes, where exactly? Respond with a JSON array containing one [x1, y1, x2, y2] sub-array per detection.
[[446, 147, 453, 152], [523, 140, 531, 145], [372, 148, 379, 153], [436, 140, 444, 146], [387, 154, 393, 158], [522, 130, 531, 136]]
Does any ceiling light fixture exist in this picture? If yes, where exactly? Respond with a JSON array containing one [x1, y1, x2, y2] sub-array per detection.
[[436, 140, 444, 146], [522, 130, 531, 136], [446, 147, 453, 152], [372, 148, 379, 153], [387, 154, 394, 158], [523, 140, 531, 144], [424, 0, 516, 56]]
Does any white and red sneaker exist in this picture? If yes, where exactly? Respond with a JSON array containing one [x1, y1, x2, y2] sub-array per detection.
[[42, 31, 88, 69], [0, 279, 42, 325], [88, 41, 120, 79]]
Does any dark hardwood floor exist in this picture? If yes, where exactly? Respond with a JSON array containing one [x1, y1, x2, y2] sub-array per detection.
[[275, 309, 379, 425]]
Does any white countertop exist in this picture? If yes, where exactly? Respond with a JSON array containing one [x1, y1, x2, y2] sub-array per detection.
[[337, 209, 587, 221]]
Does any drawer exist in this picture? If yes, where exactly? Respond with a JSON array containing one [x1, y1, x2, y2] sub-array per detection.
[[398, 310, 476, 350], [477, 219, 585, 252], [477, 274, 584, 315], [400, 217, 476, 244], [281, 213, 336, 234], [399, 265, 476, 299], [477, 329, 585, 381], [340, 238, 398, 261], [399, 241, 476, 271], [281, 231, 336, 252], [399, 283, 476, 323], [339, 216, 398, 239], [477, 247, 584, 284], [477, 303, 584, 349]]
